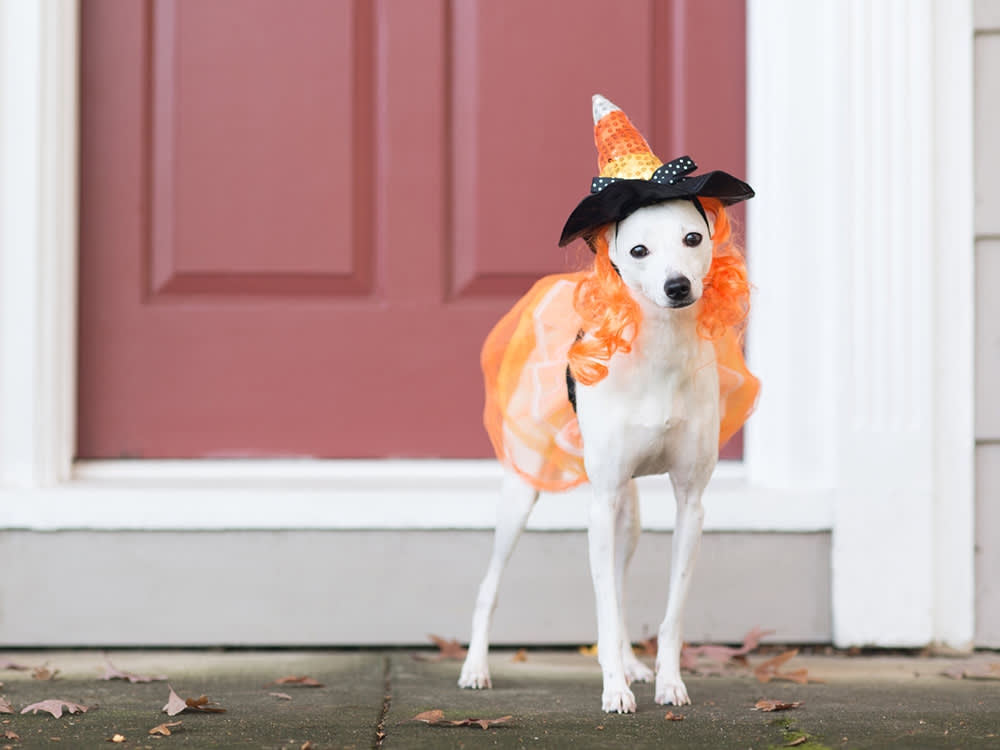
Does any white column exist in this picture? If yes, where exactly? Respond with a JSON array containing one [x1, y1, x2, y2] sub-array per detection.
[[746, 0, 974, 647], [0, 0, 79, 487]]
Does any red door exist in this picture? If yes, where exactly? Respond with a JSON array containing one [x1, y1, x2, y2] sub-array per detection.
[[78, 0, 746, 459]]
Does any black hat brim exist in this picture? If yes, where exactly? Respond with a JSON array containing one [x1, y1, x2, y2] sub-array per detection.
[[558, 170, 754, 247]]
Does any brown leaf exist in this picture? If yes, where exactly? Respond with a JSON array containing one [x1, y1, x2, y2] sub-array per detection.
[[269, 692, 292, 700], [0, 698, 13, 715], [3, 729, 18, 741], [785, 737, 809, 747], [107, 734, 126, 743], [411, 710, 513, 730], [148, 721, 182, 736], [300, 742, 314, 750], [734, 625, 776, 656], [162, 685, 226, 716], [753, 649, 825, 685], [30, 666, 59, 681], [664, 711, 684, 720], [99, 659, 166, 684], [271, 675, 324, 687], [754, 699, 803, 712], [19, 700, 90, 718], [578, 644, 598, 657], [416, 635, 467, 662], [942, 662, 1000, 680], [511, 649, 528, 663]]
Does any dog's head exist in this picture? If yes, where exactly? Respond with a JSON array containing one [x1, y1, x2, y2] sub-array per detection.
[[605, 199, 713, 312]]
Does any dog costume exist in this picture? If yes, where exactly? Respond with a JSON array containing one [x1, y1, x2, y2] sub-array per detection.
[[481, 99, 759, 492]]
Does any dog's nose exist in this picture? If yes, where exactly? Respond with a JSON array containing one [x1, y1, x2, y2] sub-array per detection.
[[664, 275, 692, 302]]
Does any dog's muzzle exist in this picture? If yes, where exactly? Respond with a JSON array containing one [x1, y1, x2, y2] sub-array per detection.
[[664, 275, 695, 308]]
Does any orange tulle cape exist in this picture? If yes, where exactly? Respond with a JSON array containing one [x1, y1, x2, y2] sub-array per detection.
[[482, 273, 759, 493]]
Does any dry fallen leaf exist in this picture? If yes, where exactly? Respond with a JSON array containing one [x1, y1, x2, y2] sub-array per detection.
[[411, 709, 513, 730], [664, 711, 684, 720], [578, 644, 598, 657], [3, 730, 18, 742], [0, 698, 13, 715], [942, 663, 1000, 680], [300, 742, 313, 750], [30, 666, 59, 681], [107, 734, 125, 743], [148, 721, 182, 736], [511, 649, 528, 663], [412, 635, 467, 662], [785, 737, 808, 747], [269, 692, 292, 700], [20, 699, 91, 718], [754, 699, 803, 712], [161, 686, 226, 716], [271, 675, 324, 688], [754, 649, 824, 684], [99, 659, 166, 684]]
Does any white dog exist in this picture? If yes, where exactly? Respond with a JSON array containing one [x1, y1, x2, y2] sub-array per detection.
[[459, 95, 757, 713]]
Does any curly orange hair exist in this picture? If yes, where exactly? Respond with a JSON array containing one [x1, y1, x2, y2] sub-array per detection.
[[567, 198, 750, 386]]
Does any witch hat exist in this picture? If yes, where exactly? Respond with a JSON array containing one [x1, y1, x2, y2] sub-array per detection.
[[558, 95, 754, 247]]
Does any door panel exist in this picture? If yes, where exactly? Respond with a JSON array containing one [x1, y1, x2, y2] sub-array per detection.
[[78, 0, 746, 459]]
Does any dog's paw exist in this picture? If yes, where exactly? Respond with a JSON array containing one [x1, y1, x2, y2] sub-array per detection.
[[458, 663, 492, 690], [624, 655, 654, 684], [601, 684, 637, 714], [654, 675, 691, 706]]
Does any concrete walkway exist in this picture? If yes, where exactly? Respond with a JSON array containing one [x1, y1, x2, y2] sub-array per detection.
[[0, 649, 998, 748]]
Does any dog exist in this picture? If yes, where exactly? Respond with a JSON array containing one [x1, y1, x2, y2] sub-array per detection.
[[459, 95, 758, 713]]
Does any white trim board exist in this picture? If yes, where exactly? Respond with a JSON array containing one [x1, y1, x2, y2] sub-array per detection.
[[0, 459, 834, 532], [0, 0, 975, 648]]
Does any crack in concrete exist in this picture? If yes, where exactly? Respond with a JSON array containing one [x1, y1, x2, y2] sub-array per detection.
[[373, 655, 391, 748]]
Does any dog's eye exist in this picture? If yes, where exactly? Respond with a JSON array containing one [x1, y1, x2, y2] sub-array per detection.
[[684, 232, 703, 247], [629, 245, 649, 258]]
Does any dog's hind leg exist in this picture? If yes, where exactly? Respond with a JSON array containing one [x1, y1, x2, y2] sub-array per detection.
[[459, 470, 538, 690], [616, 480, 654, 684], [654, 473, 707, 706], [589, 483, 637, 713]]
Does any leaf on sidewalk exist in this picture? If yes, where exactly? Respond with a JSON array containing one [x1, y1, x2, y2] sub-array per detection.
[[30, 666, 59, 681], [99, 659, 167, 684], [753, 699, 803, 712], [411, 709, 513, 730], [578, 644, 598, 657], [269, 692, 293, 700], [664, 711, 684, 720], [942, 662, 1000, 680], [636, 637, 658, 657], [148, 721, 182, 736], [511, 649, 528, 663], [753, 649, 824, 684], [161, 686, 226, 716], [0, 697, 14, 714], [20, 699, 91, 718], [412, 635, 467, 662]]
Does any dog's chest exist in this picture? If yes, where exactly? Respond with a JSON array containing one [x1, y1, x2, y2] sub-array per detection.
[[577, 328, 717, 478]]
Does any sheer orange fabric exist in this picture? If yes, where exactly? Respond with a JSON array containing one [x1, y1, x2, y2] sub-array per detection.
[[482, 204, 759, 492]]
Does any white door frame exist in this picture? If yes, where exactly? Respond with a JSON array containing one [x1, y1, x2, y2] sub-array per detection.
[[0, 0, 974, 648]]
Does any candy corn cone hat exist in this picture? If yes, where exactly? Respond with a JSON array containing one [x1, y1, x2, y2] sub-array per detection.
[[559, 95, 754, 246]]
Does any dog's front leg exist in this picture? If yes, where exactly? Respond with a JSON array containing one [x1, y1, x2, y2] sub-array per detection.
[[654, 475, 706, 706], [589, 485, 636, 713]]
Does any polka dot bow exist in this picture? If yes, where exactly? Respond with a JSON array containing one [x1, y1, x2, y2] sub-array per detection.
[[590, 156, 698, 195]]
